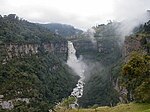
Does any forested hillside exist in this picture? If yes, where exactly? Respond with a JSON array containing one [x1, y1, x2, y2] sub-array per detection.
[[72, 22, 123, 107], [0, 14, 68, 44], [77, 21, 150, 107], [40, 23, 83, 38], [120, 20, 150, 103], [0, 14, 149, 112], [0, 14, 78, 111], [53, 20, 150, 111]]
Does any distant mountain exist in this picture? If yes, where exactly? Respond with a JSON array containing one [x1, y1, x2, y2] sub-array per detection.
[[40, 23, 83, 38], [0, 14, 65, 44]]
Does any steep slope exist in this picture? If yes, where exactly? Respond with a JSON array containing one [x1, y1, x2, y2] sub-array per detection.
[[118, 20, 150, 103], [53, 20, 150, 112], [0, 14, 66, 44], [78, 20, 150, 107], [71, 22, 123, 107], [0, 14, 78, 111], [0, 53, 78, 111]]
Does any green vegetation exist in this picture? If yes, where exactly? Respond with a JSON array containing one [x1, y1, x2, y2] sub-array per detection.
[[53, 96, 76, 111], [61, 96, 76, 107], [0, 14, 65, 43], [0, 53, 78, 111], [0, 14, 150, 111], [40, 23, 83, 38], [73, 39, 97, 59], [78, 22, 122, 107], [119, 20, 150, 104], [55, 103, 150, 112], [78, 20, 150, 108], [0, 14, 78, 111], [121, 52, 150, 103]]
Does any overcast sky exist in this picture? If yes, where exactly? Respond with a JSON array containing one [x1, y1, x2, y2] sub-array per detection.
[[0, 0, 150, 29]]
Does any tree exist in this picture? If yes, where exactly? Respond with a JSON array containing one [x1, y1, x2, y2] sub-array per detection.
[[122, 52, 150, 102]]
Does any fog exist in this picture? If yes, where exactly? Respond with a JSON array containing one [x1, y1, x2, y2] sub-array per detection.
[[67, 41, 87, 80], [117, 11, 150, 40], [86, 29, 96, 44]]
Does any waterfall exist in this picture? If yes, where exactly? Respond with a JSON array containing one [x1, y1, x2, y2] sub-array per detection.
[[67, 41, 86, 108]]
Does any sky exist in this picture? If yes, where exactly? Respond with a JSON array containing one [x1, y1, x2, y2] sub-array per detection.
[[0, 0, 150, 30]]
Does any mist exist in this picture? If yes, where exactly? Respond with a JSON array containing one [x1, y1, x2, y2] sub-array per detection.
[[67, 41, 87, 80], [117, 11, 150, 40], [86, 29, 97, 44], [112, 0, 150, 39]]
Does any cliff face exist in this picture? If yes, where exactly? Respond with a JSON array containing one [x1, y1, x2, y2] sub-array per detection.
[[114, 34, 150, 103], [0, 41, 68, 63], [123, 35, 143, 57], [71, 39, 97, 59], [73, 39, 120, 55], [0, 14, 79, 111], [72, 38, 122, 107], [73, 40, 96, 51], [114, 35, 144, 103], [123, 34, 150, 57], [0, 41, 79, 111]]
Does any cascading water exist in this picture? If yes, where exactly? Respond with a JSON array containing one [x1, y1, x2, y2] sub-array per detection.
[[67, 41, 86, 108]]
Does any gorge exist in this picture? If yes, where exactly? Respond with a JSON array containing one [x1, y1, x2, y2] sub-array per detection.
[[0, 14, 150, 112]]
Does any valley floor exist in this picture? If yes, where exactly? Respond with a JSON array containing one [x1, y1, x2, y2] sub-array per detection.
[[55, 103, 150, 112]]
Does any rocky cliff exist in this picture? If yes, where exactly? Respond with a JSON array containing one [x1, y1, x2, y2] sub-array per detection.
[[0, 41, 68, 64], [72, 39, 96, 58], [123, 34, 150, 60], [0, 14, 78, 111], [124, 35, 143, 57], [114, 34, 150, 103]]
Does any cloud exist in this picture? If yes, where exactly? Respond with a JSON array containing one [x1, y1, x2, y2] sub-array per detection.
[[112, 0, 150, 39], [0, 0, 150, 30], [0, 0, 114, 29], [113, 0, 150, 21]]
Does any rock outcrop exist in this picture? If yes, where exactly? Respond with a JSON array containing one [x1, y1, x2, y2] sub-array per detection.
[[115, 34, 150, 103], [123, 35, 143, 57], [0, 95, 29, 110], [123, 34, 150, 58], [0, 41, 68, 63]]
